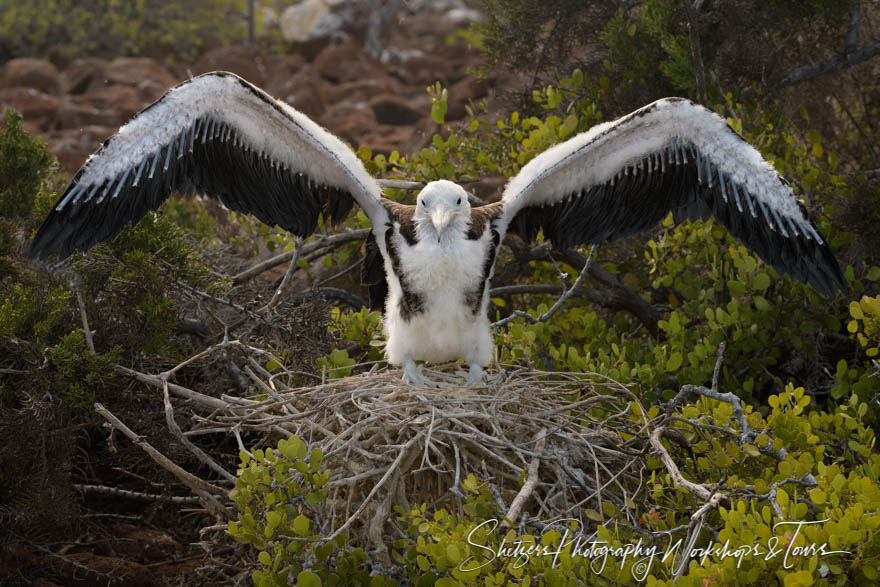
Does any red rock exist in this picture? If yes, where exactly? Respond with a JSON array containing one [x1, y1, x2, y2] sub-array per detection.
[[466, 175, 507, 203], [191, 44, 269, 87], [325, 77, 399, 105], [368, 94, 424, 126], [369, 125, 416, 156], [72, 86, 145, 122], [60, 57, 110, 94], [48, 125, 115, 173], [1, 57, 62, 95], [0, 87, 62, 130], [394, 54, 454, 86], [312, 43, 364, 83], [263, 54, 307, 94], [56, 103, 120, 130], [449, 75, 488, 105], [275, 69, 329, 119], [136, 78, 171, 103], [321, 102, 377, 146], [105, 57, 176, 91]]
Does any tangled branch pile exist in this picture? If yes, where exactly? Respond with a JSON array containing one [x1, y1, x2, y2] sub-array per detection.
[[103, 345, 654, 557]]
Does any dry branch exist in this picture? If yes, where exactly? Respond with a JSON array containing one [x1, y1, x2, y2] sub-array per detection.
[[230, 229, 371, 285], [492, 246, 595, 328], [502, 427, 547, 528], [94, 402, 232, 518], [73, 483, 202, 504]]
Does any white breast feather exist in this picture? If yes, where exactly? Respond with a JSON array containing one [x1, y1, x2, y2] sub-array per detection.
[[383, 227, 494, 366]]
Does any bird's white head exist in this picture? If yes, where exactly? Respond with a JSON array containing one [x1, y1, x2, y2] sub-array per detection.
[[414, 180, 471, 243]]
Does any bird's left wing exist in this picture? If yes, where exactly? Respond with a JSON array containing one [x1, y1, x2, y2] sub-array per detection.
[[31, 71, 387, 259], [498, 98, 845, 295]]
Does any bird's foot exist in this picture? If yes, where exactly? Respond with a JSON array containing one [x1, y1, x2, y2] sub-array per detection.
[[464, 363, 488, 387], [402, 360, 434, 387]]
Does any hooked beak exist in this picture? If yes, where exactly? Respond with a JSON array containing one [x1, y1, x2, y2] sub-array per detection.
[[430, 207, 454, 238]]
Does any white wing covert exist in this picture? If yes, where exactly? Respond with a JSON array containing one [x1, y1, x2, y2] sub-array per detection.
[[499, 98, 845, 295], [31, 72, 386, 259]]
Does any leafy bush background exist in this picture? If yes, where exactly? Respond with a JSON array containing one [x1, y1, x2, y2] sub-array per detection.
[[1, 0, 880, 584]]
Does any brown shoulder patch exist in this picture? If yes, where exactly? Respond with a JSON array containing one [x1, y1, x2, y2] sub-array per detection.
[[467, 202, 505, 240], [382, 200, 418, 246]]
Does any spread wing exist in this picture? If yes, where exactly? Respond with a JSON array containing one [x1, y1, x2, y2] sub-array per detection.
[[31, 71, 388, 259], [498, 97, 845, 295]]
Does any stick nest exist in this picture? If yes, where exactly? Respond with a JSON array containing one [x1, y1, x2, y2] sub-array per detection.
[[190, 364, 650, 558]]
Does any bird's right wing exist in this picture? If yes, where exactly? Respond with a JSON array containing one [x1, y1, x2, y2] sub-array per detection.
[[31, 71, 388, 259], [498, 98, 845, 295]]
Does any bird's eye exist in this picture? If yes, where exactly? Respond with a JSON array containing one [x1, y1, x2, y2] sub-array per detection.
[[421, 200, 427, 207], [456, 197, 461, 205]]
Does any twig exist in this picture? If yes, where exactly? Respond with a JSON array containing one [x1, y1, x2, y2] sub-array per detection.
[[770, 41, 880, 89], [74, 288, 95, 352], [506, 237, 661, 334], [231, 229, 370, 285], [649, 425, 716, 502], [94, 402, 231, 519], [162, 381, 236, 484], [492, 245, 596, 328], [324, 433, 423, 543], [173, 278, 247, 312], [502, 428, 547, 528], [663, 343, 787, 461], [682, 0, 708, 105], [262, 237, 304, 313], [740, 473, 818, 519], [288, 287, 367, 310], [114, 364, 230, 410], [73, 483, 201, 504], [489, 284, 607, 305]]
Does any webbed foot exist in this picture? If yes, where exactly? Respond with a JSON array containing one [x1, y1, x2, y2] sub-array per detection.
[[465, 363, 488, 386], [402, 360, 434, 387]]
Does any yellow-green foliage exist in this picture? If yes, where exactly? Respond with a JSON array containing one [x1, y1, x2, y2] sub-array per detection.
[[387, 389, 880, 586], [0, 282, 71, 343], [0, 114, 220, 406], [47, 330, 121, 408], [227, 436, 396, 586], [71, 204, 220, 356], [0, 110, 55, 219], [0, 0, 251, 60]]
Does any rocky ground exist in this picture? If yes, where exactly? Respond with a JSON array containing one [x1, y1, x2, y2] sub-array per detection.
[[0, 7, 490, 180]]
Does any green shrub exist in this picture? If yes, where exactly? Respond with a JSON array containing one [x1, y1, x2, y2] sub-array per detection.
[[0, 0, 249, 60], [227, 436, 395, 586], [0, 110, 55, 219]]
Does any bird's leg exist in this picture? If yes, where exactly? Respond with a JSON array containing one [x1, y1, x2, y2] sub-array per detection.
[[465, 363, 488, 386], [402, 359, 431, 387]]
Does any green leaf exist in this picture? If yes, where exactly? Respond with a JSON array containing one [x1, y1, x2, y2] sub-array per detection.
[[850, 301, 865, 319], [666, 352, 683, 372], [309, 447, 323, 471], [753, 272, 771, 291], [445, 543, 461, 564], [293, 514, 311, 537], [266, 510, 282, 529], [297, 570, 322, 587], [417, 554, 431, 571]]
